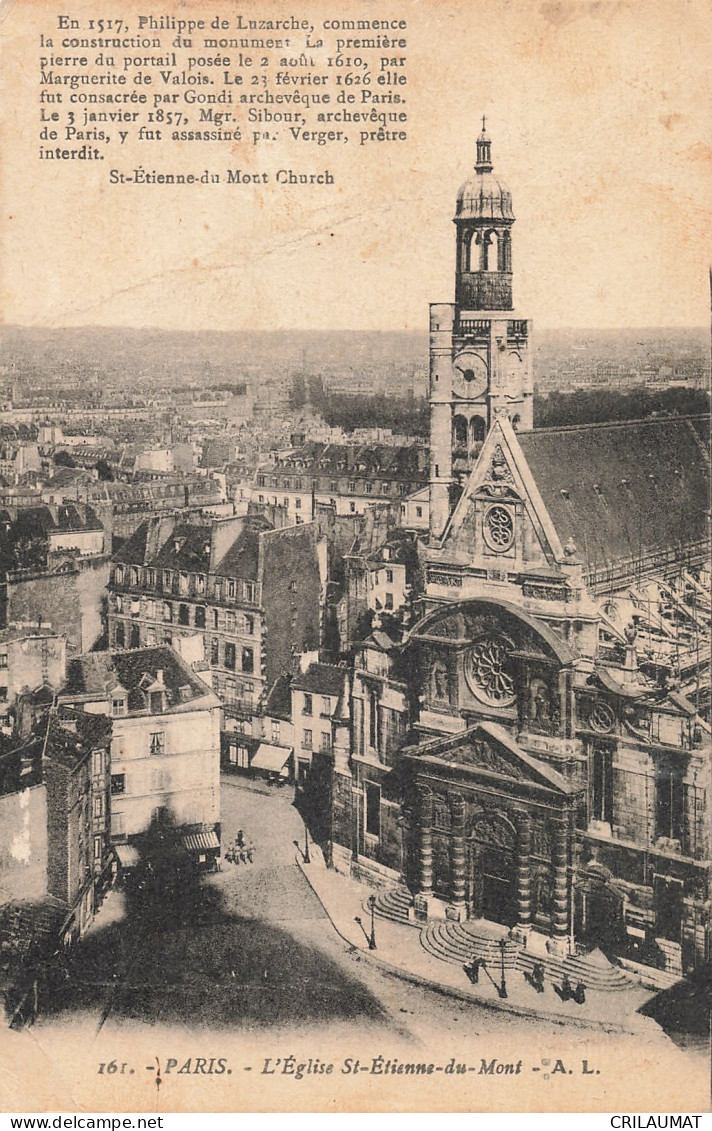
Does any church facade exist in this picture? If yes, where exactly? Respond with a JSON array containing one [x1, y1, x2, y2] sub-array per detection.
[[328, 125, 711, 978]]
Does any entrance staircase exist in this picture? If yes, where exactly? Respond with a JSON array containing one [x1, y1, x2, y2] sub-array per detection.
[[422, 919, 637, 992], [367, 888, 637, 991], [362, 886, 418, 928]]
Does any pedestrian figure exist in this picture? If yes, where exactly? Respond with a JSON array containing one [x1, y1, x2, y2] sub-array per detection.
[[465, 956, 484, 983], [236, 829, 244, 848], [559, 973, 574, 1001], [246, 845, 255, 863], [525, 961, 545, 993], [573, 981, 586, 1005]]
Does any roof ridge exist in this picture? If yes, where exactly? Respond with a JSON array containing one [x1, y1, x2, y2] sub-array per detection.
[[523, 413, 709, 436]]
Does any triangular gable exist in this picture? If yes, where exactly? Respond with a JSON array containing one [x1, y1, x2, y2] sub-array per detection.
[[439, 418, 565, 569], [415, 720, 575, 795]]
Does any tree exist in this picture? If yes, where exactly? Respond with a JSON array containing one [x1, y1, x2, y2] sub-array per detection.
[[53, 450, 75, 468], [95, 459, 114, 481]]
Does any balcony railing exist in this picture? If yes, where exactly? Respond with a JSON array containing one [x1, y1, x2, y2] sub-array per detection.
[[456, 319, 490, 338]]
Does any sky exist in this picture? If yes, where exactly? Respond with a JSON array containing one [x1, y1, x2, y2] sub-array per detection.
[[1, 0, 711, 332]]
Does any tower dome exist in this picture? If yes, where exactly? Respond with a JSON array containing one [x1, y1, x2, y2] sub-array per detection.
[[455, 120, 514, 222]]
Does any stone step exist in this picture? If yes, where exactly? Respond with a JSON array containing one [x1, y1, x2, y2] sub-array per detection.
[[419, 921, 637, 992], [421, 922, 519, 969], [366, 887, 418, 928]]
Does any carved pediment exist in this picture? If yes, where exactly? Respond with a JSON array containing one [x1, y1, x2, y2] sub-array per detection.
[[445, 736, 529, 781], [478, 444, 520, 500], [421, 722, 573, 795]]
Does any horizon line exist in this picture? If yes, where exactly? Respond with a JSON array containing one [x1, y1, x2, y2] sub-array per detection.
[[1, 322, 709, 335]]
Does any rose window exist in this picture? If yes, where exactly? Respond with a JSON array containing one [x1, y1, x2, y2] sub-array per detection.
[[589, 701, 615, 733], [465, 635, 516, 706], [484, 504, 514, 552]]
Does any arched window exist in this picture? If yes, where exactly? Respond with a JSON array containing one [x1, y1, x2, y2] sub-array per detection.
[[368, 688, 380, 750], [462, 230, 474, 273], [485, 231, 499, 272], [511, 414, 521, 431], [470, 417, 486, 444], [453, 415, 468, 447], [502, 231, 512, 272]]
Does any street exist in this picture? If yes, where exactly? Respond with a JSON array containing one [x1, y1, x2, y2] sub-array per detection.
[[1, 775, 707, 1112]]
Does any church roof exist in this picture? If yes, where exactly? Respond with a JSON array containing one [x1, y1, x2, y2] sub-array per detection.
[[517, 416, 710, 579]]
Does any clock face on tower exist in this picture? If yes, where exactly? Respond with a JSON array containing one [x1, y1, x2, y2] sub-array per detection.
[[452, 351, 488, 399]]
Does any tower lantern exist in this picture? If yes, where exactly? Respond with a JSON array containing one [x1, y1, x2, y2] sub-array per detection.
[[428, 121, 534, 540]]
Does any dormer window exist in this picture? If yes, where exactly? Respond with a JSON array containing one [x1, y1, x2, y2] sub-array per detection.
[[150, 690, 166, 714], [112, 697, 127, 717]]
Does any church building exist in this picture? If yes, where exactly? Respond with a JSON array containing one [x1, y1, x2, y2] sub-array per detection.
[[329, 124, 711, 978]]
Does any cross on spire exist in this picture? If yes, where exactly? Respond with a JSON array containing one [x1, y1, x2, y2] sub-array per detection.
[[482, 115, 487, 132]]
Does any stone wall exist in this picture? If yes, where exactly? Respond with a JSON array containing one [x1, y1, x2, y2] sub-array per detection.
[[0, 784, 47, 901]]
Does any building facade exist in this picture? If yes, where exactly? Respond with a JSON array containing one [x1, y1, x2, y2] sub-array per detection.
[[59, 646, 222, 865], [107, 514, 325, 725], [254, 441, 428, 521], [328, 130, 711, 978]]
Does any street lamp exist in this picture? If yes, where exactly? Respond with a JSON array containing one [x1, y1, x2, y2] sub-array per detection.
[[293, 825, 310, 865], [367, 894, 377, 949], [354, 895, 378, 950], [497, 937, 508, 999]]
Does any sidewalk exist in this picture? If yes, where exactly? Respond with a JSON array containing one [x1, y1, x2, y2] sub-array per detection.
[[297, 848, 661, 1035]]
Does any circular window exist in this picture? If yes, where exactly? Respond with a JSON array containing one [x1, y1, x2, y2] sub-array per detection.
[[465, 635, 516, 706], [483, 504, 514, 552], [589, 701, 615, 733]]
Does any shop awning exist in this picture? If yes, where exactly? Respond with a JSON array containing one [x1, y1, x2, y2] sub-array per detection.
[[114, 843, 140, 868], [182, 829, 220, 853], [251, 743, 292, 772]]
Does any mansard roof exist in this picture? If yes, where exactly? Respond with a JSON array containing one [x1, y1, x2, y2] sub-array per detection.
[[212, 525, 261, 580], [517, 416, 709, 577], [62, 645, 217, 712], [271, 441, 427, 481], [291, 662, 348, 698]]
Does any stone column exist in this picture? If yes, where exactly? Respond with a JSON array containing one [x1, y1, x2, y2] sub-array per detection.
[[412, 784, 433, 921], [513, 812, 532, 943], [548, 818, 572, 955], [558, 670, 569, 738], [447, 792, 467, 922]]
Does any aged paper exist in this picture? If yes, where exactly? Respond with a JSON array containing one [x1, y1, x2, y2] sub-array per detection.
[[1, 0, 711, 1115]]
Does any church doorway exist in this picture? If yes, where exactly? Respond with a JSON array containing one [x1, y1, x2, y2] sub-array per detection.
[[466, 813, 518, 926], [575, 868, 626, 954]]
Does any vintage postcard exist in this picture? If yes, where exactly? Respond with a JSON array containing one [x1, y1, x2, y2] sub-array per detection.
[[0, 0, 710, 1115]]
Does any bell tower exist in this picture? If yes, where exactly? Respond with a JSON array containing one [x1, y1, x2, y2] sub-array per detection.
[[429, 120, 533, 540]]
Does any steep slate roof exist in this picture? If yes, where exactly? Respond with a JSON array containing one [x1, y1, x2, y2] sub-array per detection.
[[291, 662, 347, 698], [264, 673, 293, 721], [274, 441, 427, 481], [62, 645, 214, 712], [151, 523, 212, 570], [517, 417, 710, 575], [112, 520, 150, 565], [45, 708, 112, 769], [213, 525, 260, 580]]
